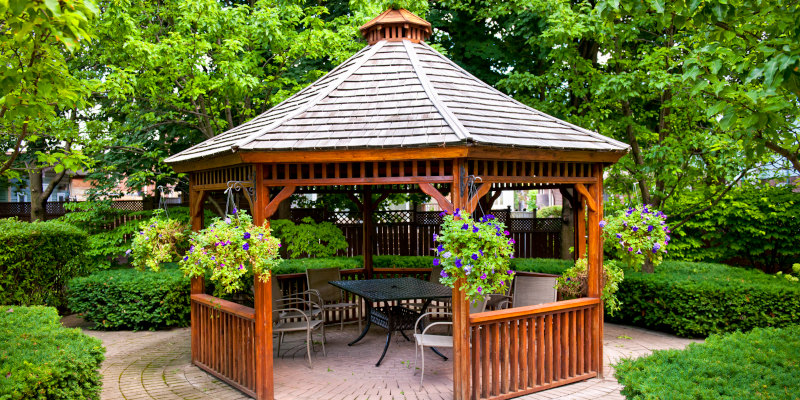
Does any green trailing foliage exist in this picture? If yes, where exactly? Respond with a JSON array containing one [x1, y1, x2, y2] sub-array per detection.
[[555, 258, 624, 315], [0, 306, 105, 400], [602, 205, 670, 271], [0, 218, 88, 309], [67, 265, 190, 331], [615, 325, 800, 400], [270, 217, 348, 259], [668, 185, 800, 273], [130, 216, 189, 271], [434, 211, 516, 301], [608, 261, 800, 337]]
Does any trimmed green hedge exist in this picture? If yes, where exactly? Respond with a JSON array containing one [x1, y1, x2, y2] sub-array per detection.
[[608, 261, 800, 337], [0, 219, 88, 308], [273, 256, 572, 275], [0, 306, 105, 400], [615, 325, 800, 400], [67, 266, 190, 330]]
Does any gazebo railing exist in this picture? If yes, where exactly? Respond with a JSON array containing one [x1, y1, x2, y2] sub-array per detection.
[[191, 294, 257, 398], [468, 298, 602, 400]]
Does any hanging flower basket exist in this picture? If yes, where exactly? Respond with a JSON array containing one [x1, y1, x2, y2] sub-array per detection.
[[434, 209, 516, 301]]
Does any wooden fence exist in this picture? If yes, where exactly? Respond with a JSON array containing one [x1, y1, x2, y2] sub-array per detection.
[[290, 208, 562, 260], [469, 298, 602, 399], [0, 200, 145, 221]]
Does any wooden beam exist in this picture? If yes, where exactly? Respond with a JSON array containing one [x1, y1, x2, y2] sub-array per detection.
[[480, 176, 596, 184], [363, 187, 374, 279], [252, 164, 274, 400], [574, 183, 597, 212], [418, 183, 454, 213], [465, 147, 627, 163], [263, 185, 296, 220], [261, 175, 452, 186], [170, 152, 245, 173], [346, 193, 364, 213]]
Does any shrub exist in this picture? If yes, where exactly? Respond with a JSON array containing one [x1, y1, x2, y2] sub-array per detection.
[[0, 306, 105, 400], [67, 266, 190, 330], [608, 261, 800, 337], [615, 325, 800, 400], [510, 258, 573, 275], [536, 205, 562, 218], [0, 218, 88, 308], [668, 184, 800, 273], [270, 217, 347, 258]]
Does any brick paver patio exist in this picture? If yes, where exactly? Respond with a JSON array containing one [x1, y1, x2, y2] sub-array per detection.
[[68, 317, 700, 400]]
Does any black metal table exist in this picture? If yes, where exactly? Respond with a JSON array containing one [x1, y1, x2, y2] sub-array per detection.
[[329, 277, 452, 366]]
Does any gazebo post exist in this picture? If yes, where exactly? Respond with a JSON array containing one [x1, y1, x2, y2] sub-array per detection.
[[362, 186, 374, 278], [253, 165, 275, 400], [585, 162, 604, 377], [451, 159, 471, 400], [188, 172, 206, 365]]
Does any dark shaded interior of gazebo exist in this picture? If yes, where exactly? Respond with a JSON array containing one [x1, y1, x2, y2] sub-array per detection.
[[166, 8, 628, 400]]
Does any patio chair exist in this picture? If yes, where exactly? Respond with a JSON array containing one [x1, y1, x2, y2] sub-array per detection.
[[305, 267, 362, 331], [497, 275, 558, 309], [412, 297, 487, 385], [271, 276, 326, 368], [406, 265, 450, 311]]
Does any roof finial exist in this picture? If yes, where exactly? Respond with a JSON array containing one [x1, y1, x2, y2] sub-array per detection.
[[359, 8, 432, 45]]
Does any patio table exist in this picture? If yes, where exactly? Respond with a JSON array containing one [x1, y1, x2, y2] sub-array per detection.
[[329, 277, 452, 366]]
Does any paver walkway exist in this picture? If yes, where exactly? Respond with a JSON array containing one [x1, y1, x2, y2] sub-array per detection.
[[68, 317, 701, 400]]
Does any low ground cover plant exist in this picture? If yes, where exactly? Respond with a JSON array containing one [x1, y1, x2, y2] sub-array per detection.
[[615, 325, 800, 400], [609, 261, 800, 337], [0, 306, 105, 400], [0, 218, 87, 308], [67, 265, 190, 330]]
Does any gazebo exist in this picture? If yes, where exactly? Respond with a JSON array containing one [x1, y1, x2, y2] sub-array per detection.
[[166, 8, 628, 400]]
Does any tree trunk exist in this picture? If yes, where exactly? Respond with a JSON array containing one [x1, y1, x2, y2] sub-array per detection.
[[277, 198, 291, 220], [642, 258, 654, 274], [29, 170, 46, 221]]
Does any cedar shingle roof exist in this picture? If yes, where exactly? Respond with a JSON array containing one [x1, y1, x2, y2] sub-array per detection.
[[165, 14, 628, 165]]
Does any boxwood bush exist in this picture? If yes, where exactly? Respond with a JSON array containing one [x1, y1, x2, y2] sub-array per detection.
[[0, 306, 105, 400], [615, 325, 800, 400], [68, 266, 190, 330], [0, 218, 88, 308], [609, 261, 800, 337]]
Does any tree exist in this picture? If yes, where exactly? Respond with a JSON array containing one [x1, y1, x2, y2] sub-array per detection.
[[1, 0, 97, 220]]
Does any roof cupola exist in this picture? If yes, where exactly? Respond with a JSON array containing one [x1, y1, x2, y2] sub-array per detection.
[[358, 8, 432, 45]]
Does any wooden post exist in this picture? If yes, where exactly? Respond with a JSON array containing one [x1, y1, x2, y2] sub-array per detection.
[[363, 186, 374, 279], [586, 163, 603, 377], [576, 196, 586, 260], [594, 163, 605, 377], [188, 172, 206, 231], [188, 172, 205, 369], [190, 276, 204, 364], [451, 159, 471, 400], [253, 165, 275, 400]]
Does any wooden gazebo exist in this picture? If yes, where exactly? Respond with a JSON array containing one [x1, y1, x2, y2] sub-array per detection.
[[166, 8, 628, 400]]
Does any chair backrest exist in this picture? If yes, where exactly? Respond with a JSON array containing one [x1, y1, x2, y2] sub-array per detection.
[[430, 265, 443, 283], [469, 297, 488, 314], [306, 267, 343, 303], [512, 276, 557, 307]]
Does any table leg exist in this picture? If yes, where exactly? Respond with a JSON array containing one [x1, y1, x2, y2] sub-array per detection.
[[400, 330, 411, 341], [376, 330, 393, 367], [348, 300, 372, 346]]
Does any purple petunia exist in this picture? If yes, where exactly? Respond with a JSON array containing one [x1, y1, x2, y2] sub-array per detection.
[[442, 251, 452, 259], [479, 249, 484, 256], [480, 273, 487, 279], [440, 211, 447, 217], [233, 207, 238, 215], [487, 214, 495, 220], [243, 243, 250, 251], [653, 243, 661, 253], [632, 226, 639, 232], [599, 220, 607, 228], [433, 258, 440, 266], [239, 264, 245, 270], [437, 244, 445, 253], [225, 217, 231, 224], [440, 270, 448, 278], [628, 247, 633, 252], [462, 223, 469, 230], [433, 233, 438, 241], [509, 238, 516, 244], [623, 221, 628, 227], [507, 270, 514, 275], [472, 226, 479, 233], [190, 245, 195, 253], [471, 253, 478, 260], [647, 225, 654, 232], [616, 233, 623, 239], [477, 287, 482, 293], [243, 232, 251, 239], [125, 249, 132, 256], [455, 258, 463, 268], [183, 256, 188, 261], [636, 249, 642, 254], [503, 230, 510, 236], [210, 256, 215, 261]]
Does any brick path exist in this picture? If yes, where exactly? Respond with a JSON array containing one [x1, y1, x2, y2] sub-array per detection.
[[72, 319, 700, 400]]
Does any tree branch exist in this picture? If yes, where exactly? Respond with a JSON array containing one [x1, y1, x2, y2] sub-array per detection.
[[670, 168, 751, 230]]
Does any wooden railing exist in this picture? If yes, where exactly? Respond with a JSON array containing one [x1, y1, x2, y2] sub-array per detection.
[[468, 297, 602, 400], [191, 294, 257, 398]]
